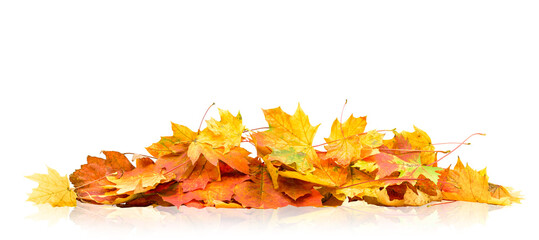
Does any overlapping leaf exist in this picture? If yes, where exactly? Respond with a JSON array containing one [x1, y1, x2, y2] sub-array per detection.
[[258, 104, 320, 173], [27, 104, 520, 209], [439, 158, 522, 206]]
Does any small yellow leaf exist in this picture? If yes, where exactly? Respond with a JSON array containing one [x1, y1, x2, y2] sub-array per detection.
[[26, 167, 77, 207], [197, 109, 245, 154]]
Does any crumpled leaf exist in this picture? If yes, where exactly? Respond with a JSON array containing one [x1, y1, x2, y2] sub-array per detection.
[[196, 109, 245, 154], [364, 183, 442, 206], [488, 183, 522, 204], [105, 157, 175, 195], [26, 167, 77, 207], [439, 158, 519, 206], [69, 151, 136, 204]]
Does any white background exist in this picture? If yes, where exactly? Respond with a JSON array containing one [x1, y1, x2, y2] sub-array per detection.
[[1, 1, 537, 239]]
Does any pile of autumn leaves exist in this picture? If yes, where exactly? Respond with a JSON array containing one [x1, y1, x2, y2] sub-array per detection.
[[27, 105, 521, 209]]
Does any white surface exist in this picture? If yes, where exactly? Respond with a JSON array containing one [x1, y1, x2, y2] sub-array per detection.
[[1, 1, 537, 239]]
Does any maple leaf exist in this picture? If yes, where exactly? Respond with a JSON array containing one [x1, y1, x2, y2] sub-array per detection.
[[161, 174, 249, 207], [147, 109, 248, 173], [233, 161, 292, 208], [277, 177, 316, 200], [187, 109, 244, 164], [26, 167, 77, 207], [324, 115, 367, 166], [69, 151, 136, 204], [188, 145, 250, 175], [260, 104, 320, 173], [393, 156, 443, 184], [196, 109, 245, 153], [181, 156, 221, 192], [146, 123, 197, 158], [360, 152, 400, 179], [154, 144, 193, 181], [439, 158, 519, 205], [263, 157, 280, 189], [323, 115, 384, 167], [105, 158, 175, 195], [488, 183, 522, 204], [290, 189, 323, 207]]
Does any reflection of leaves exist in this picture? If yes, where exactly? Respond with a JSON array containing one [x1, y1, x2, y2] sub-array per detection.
[[436, 201, 502, 228], [26, 204, 71, 226], [64, 201, 501, 235]]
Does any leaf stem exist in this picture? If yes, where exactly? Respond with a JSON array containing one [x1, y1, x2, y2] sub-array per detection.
[[431, 142, 471, 146], [164, 159, 191, 175], [73, 170, 124, 190], [428, 133, 485, 166], [427, 200, 456, 207], [339, 99, 348, 137], [382, 148, 450, 154], [243, 127, 270, 133], [198, 102, 216, 133]]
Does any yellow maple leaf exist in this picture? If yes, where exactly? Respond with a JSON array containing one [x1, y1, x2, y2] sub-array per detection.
[[440, 158, 519, 205], [26, 167, 77, 207], [197, 108, 244, 154], [146, 122, 197, 158], [324, 115, 366, 166], [148, 108, 245, 168], [261, 104, 320, 173]]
